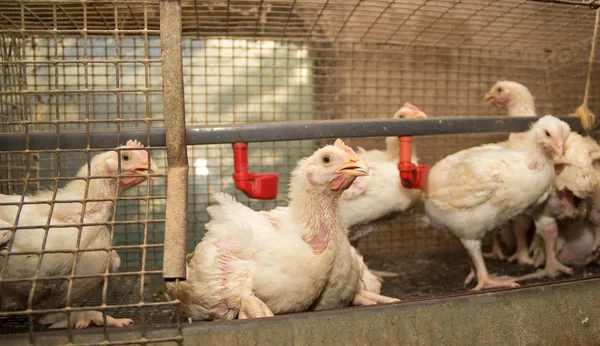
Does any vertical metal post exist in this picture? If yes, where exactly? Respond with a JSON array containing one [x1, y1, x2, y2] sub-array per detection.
[[160, 0, 188, 280]]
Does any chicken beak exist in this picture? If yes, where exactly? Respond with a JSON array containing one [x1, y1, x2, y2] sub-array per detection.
[[133, 160, 160, 181], [484, 91, 495, 105], [553, 144, 564, 158], [149, 161, 160, 181], [336, 158, 369, 177]]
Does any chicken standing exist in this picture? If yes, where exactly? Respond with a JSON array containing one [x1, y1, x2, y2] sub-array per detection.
[[483, 80, 537, 264], [169, 139, 378, 320], [424, 116, 570, 290], [487, 80, 600, 280], [530, 152, 600, 270], [0, 140, 159, 329]]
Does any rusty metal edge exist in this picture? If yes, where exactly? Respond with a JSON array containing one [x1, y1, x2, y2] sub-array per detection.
[[4, 276, 600, 345], [160, 0, 188, 280]]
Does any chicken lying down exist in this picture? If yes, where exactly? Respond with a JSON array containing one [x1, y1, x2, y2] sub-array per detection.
[[0, 140, 159, 329], [530, 220, 600, 268], [169, 139, 398, 321], [482, 80, 538, 265], [344, 103, 426, 242], [263, 103, 426, 280], [310, 230, 399, 310], [424, 115, 570, 291]]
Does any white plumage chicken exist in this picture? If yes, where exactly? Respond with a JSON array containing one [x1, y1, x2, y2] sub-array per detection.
[[483, 80, 537, 264], [0, 140, 159, 329], [169, 139, 376, 320], [485, 80, 536, 118], [267, 104, 425, 242], [344, 103, 426, 241], [310, 229, 400, 310], [530, 151, 600, 270], [424, 115, 570, 290], [487, 80, 600, 280]]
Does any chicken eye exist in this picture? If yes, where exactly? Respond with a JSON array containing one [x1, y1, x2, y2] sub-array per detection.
[[545, 130, 550, 137], [321, 154, 333, 166], [121, 153, 131, 162], [497, 87, 502, 93]]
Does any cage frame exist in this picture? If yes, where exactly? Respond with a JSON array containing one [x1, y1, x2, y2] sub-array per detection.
[[1, 0, 600, 344]]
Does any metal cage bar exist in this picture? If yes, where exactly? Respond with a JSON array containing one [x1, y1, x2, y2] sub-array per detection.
[[160, 0, 188, 281]]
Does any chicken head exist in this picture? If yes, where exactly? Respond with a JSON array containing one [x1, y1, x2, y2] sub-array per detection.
[[485, 81, 535, 116], [304, 139, 369, 193], [532, 115, 570, 158], [393, 103, 427, 119], [92, 139, 160, 193]]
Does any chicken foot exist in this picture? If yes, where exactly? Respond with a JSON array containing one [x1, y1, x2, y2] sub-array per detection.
[[464, 261, 513, 286], [352, 290, 400, 306], [238, 296, 274, 319], [507, 216, 534, 265], [516, 222, 574, 282], [462, 238, 519, 291], [43, 311, 133, 329]]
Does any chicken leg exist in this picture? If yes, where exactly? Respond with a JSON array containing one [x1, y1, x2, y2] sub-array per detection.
[[238, 296, 274, 319], [592, 226, 600, 253], [507, 216, 534, 265], [352, 290, 400, 306], [515, 222, 574, 282], [45, 311, 133, 329], [461, 238, 519, 291], [482, 232, 506, 260]]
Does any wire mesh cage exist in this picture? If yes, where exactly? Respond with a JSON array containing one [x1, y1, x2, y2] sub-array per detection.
[[0, 0, 600, 344]]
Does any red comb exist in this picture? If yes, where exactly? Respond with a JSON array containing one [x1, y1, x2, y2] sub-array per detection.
[[333, 139, 358, 157], [403, 103, 421, 113], [126, 139, 144, 148]]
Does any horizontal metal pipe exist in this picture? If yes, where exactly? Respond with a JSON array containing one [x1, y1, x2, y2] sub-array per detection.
[[0, 300, 178, 318], [0, 116, 585, 152], [0, 269, 165, 284]]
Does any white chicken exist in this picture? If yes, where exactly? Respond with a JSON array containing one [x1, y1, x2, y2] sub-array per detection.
[[587, 165, 600, 254], [0, 140, 159, 329], [310, 230, 400, 310], [483, 80, 537, 265], [529, 152, 600, 270], [424, 115, 570, 290], [263, 103, 426, 283], [485, 80, 536, 118], [344, 103, 426, 242], [169, 139, 381, 320], [487, 80, 600, 280], [266, 104, 425, 243]]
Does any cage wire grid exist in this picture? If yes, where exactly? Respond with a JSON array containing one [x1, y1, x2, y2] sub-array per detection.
[[0, 0, 599, 344], [0, 1, 182, 345]]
